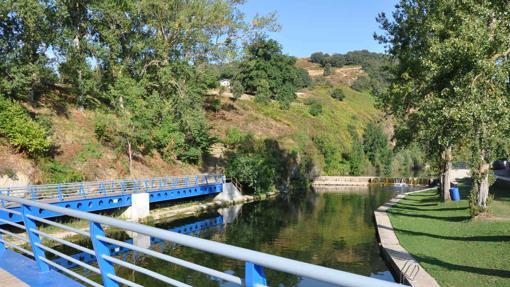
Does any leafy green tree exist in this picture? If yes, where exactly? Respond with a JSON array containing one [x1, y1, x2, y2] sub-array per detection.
[[377, 1, 510, 206], [348, 125, 365, 176], [362, 122, 388, 165], [236, 38, 310, 105], [0, 0, 57, 101]]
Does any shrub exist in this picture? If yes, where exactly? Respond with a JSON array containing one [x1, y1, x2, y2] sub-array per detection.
[[0, 95, 51, 156], [308, 102, 323, 116], [231, 80, 244, 99], [323, 63, 333, 76], [331, 88, 346, 101], [223, 128, 245, 146], [225, 154, 275, 194], [40, 160, 85, 183], [351, 76, 371, 92]]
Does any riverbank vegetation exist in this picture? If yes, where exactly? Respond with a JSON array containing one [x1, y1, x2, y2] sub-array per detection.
[[377, 0, 510, 214], [0, 0, 429, 195], [389, 183, 510, 287]]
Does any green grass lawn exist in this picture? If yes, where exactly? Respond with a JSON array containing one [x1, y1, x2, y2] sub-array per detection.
[[388, 180, 510, 287]]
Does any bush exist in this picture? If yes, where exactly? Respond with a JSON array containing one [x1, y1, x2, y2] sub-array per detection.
[[231, 80, 244, 99], [40, 160, 85, 183], [0, 95, 51, 156], [323, 63, 333, 76], [223, 128, 245, 146], [225, 154, 275, 194], [351, 76, 372, 92], [331, 88, 346, 101]]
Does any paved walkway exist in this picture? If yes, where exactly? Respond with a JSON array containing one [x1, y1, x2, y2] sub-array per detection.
[[375, 190, 441, 287], [0, 267, 29, 287], [0, 249, 84, 287]]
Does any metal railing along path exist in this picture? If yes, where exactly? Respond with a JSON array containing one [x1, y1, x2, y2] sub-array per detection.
[[0, 195, 404, 287], [0, 174, 223, 205]]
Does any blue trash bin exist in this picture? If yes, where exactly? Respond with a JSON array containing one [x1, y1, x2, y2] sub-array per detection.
[[449, 187, 460, 201]]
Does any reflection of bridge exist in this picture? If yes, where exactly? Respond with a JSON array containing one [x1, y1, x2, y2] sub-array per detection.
[[54, 215, 224, 270], [0, 181, 403, 287], [0, 174, 223, 223]]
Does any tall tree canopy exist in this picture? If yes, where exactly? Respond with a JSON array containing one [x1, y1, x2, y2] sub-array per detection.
[[236, 38, 310, 107], [0, 0, 277, 172], [377, 0, 510, 209]]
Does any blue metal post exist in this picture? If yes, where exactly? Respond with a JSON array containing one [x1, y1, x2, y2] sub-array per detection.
[[134, 180, 140, 193], [99, 183, 106, 195], [195, 175, 199, 186], [0, 189, 4, 208], [0, 233, 5, 251], [245, 262, 267, 287], [21, 204, 50, 272], [144, 179, 149, 192], [57, 184, 63, 201], [90, 221, 119, 287], [185, 176, 189, 187], [79, 183, 85, 197], [30, 186, 35, 200], [204, 175, 209, 185], [120, 181, 125, 194]]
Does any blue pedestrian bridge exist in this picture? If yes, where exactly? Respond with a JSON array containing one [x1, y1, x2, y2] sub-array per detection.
[[0, 175, 404, 287], [0, 174, 223, 223]]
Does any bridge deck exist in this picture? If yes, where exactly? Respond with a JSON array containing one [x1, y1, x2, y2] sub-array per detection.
[[0, 267, 29, 287], [0, 249, 84, 287]]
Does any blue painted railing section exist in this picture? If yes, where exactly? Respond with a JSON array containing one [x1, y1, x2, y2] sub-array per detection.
[[0, 196, 401, 287], [0, 174, 223, 204], [0, 174, 223, 223]]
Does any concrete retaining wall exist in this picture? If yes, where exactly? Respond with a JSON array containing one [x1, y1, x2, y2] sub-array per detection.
[[374, 190, 440, 287]]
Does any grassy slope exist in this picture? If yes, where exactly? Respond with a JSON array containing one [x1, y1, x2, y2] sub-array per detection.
[[3, 59, 382, 183], [388, 182, 510, 287], [208, 84, 381, 171]]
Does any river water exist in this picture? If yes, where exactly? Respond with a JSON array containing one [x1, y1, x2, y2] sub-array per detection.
[[81, 184, 423, 287], [58, 185, 424, 286]]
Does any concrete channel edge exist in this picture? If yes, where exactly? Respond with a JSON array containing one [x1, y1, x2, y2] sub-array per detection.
[[374, 188, 441, 287]]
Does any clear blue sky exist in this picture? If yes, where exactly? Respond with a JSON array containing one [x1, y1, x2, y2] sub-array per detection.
[[240, 1, 397, 57]]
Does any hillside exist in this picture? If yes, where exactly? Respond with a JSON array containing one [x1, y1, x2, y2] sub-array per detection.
[[208, 84, 381, 171], [296, 58, 365, 86], [0, 59, 382, 186]]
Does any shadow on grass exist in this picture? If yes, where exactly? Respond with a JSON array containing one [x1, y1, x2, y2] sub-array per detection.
[[395, 204, 466, 212], [387, 210, 470, 222], [414, 255, 510, 279], [393, 227, 510, 242]]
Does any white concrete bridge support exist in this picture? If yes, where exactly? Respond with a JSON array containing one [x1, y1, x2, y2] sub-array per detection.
[[121, 193, 150, 221]]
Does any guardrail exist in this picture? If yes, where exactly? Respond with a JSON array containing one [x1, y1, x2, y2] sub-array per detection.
[[0, 174, 223, 206], [0, 195, 404, 287]]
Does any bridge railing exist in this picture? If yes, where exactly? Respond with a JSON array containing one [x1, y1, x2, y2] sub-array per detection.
[[0, 174, 223, 206], [0, 195, 403, 287]]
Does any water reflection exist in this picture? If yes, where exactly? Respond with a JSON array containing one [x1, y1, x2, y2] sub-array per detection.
[[60, 185, 421, 286]]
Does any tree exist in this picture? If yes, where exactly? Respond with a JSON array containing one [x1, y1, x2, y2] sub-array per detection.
[[323, 63, 333, 76], [377, 1, 510, 207], [331, 88, 345, 101], [362, 122, 388, 165], [236, 38, 310, 106], [348, 125, 365, 176], [0, 0, 57, 101]]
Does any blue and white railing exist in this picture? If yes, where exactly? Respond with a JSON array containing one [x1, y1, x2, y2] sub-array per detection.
[[0, 195, 403, 287], [0, 174, 223, 206]]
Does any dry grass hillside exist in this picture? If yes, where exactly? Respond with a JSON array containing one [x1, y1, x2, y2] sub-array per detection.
[[296, 58, 365, 86], [1, 59, 382, 185]]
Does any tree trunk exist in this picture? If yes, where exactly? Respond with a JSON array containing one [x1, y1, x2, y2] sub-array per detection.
[[127, 140, 133, 176], [441, 146, 452, 201], [477, 150, 490, 207]]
